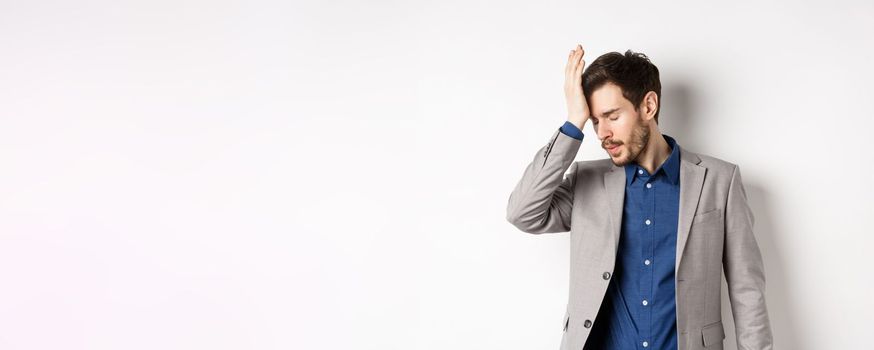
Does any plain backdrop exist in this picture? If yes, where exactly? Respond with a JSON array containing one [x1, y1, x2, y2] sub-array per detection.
[[1, 0, 872, 349]]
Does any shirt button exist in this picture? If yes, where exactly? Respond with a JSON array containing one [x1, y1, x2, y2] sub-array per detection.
[[642, 299, 648, 306], [646, 183, 652, 188], [644, 259, 651, 265], [642, 341, 649, 347], [602, 271, 611, 280], [584, 319, 592, 328], [645, 219, 651, 225], [638, 169, 644, 175]]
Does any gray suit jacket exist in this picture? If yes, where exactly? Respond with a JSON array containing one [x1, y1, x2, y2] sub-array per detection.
[[506, 128, 773, 350]]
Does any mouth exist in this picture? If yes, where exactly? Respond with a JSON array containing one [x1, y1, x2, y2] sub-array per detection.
[[605, 144, 621, 155]]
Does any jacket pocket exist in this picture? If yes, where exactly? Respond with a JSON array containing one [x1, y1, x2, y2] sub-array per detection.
[[701, 320, 725, 347], [692, 207, 723, 225]]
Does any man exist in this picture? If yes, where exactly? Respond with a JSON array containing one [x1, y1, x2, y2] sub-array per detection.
[[505, 45, 773, 350]]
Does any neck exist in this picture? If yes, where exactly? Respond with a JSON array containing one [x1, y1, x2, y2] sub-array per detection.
[[635, 130, 671, 175]]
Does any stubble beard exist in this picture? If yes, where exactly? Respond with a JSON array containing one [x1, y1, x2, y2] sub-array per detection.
[[610, 116, 650, 167]]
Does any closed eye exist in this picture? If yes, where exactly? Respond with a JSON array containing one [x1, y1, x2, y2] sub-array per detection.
[[593, 115, 619, 126]]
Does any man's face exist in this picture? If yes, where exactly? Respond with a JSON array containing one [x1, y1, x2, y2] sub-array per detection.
[[589, 82, 651, 167]]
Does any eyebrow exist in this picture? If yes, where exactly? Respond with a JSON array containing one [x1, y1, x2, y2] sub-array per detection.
[[596, 108, 620, 118]]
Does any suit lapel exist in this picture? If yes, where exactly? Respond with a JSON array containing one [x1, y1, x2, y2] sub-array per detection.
[[604, 164, 626, 257], [676, 148, 705, 273], [602, 147, 706, 275]]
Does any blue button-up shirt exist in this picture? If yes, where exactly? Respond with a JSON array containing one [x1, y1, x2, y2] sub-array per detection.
[[560, 121, 681, 350]]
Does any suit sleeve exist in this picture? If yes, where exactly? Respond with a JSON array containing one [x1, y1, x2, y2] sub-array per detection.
[[722, 164, 774, 349], [560, 120, 584, 140], [505, 127, 582, 234]]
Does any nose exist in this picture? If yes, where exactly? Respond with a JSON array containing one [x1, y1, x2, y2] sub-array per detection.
[[596, 123, 612, 144]]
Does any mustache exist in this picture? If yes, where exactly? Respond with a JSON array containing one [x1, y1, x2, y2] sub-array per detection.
[[603, 140, 622, 148]]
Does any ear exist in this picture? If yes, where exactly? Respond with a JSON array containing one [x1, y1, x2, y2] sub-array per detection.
[[640, 91, 659, 122]]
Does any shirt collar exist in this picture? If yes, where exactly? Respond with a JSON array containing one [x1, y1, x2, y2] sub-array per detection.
[[624, 134, 681, 187]]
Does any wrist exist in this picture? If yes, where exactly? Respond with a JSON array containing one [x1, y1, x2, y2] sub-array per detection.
[[566, 117, 587, 130]]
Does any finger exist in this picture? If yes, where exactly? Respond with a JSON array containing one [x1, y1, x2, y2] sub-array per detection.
[[565, 48, 576, 76], [574, 47, 586, 76], [569, 47, 582, 75]]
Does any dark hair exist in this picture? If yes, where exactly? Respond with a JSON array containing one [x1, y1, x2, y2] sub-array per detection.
[[582, 50, 662, 124]]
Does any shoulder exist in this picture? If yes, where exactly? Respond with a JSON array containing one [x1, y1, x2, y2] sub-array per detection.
[[683, 148, 744, 185], [697, 152, 738, 172]]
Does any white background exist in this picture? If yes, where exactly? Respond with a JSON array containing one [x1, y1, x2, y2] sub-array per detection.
[[1, 0, 872, 349]]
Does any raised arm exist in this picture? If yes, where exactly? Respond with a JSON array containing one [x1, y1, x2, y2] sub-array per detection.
[[506, 44, 591, 234], [506, 128, 582, 233]]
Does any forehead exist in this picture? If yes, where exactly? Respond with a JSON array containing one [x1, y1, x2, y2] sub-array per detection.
[[590, 82, 633, 116]]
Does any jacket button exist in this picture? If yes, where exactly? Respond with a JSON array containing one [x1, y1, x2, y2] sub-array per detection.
[[602, 271, 611, 280], [584, 319, 592, 328]]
